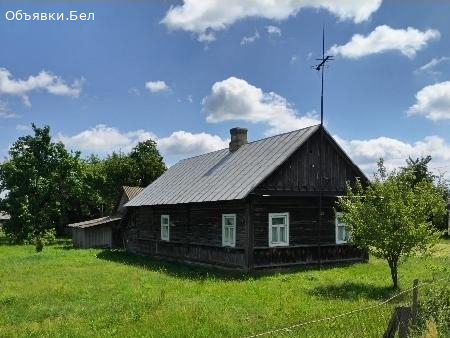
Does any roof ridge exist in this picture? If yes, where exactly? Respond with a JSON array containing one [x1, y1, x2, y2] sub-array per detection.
[[177, 124, 321, 163]]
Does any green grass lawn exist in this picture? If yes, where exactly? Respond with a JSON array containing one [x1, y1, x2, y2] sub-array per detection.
[[1, 238, 449, 338]]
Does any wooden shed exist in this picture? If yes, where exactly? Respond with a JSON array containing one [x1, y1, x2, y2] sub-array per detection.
[[124, 125, 368, 270], [68, 186, 144, 249]]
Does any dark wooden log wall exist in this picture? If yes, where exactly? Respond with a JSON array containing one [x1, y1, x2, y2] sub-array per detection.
[[124, 201, 248, 268], [252, 196, 336, 247], [255, 130, 364, 194], [249, 195, 367, 268]]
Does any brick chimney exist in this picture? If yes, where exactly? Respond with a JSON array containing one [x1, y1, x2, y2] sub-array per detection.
[[229, 127, 248, 152]]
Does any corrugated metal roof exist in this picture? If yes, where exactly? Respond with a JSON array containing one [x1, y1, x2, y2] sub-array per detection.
[[122, 186, 145, 200], [126, 125, 320, 206], [67, 215, 122, 229]]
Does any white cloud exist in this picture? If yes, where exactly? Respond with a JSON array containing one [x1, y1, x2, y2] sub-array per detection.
[[335, 134, 450, 177], [157, 131, 228, 157], [414, 56, 450, 75], [407, 81, 450, 121], [162, 0, 382, 41], [202, 76, 319, 136], [0, 68, 82, 106], [240, 30, 260, 45], [145, 80, 170, 93], [58, 125, 155, 154], [329, 25, 440, 59], [58, 125, 228, 164], [188, 94, 193, 103], [0, 100, 20, 118], [266, 25, 281, 36]]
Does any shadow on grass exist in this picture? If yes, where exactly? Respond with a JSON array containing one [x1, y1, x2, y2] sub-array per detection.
[[310, 281, 395, 301], [96, 249, 253, 281], [96, 250, 367, 281]]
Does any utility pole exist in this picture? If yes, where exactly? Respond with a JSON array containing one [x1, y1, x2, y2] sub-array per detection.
[[312, 26, 333, 269]]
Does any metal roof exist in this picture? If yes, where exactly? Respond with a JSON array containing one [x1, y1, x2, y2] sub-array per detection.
[[126, 125, 320, 206], [122, 186, 145, 200], [66, 215, 122, 229]]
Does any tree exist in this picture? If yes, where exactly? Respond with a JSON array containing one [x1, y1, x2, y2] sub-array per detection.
[[0, 124, 102, 250], [401, 156, 449, 231], [129, 140, 166, 186], [99, 141, 166, 213], [337, 159, 446, 288]]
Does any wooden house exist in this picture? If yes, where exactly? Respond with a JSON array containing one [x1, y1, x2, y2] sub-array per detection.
[[68, 186, 144, 249], [124, 125, 368, 270]]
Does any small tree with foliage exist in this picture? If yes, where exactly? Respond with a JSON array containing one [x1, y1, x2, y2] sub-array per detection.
[[0, 124, 102, 250], [337, 159, 446, 288]]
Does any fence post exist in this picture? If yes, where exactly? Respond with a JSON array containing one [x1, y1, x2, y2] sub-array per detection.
[[411, 279, 419, 326]]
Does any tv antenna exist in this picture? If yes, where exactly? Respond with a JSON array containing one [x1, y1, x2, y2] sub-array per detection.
[[312, 26, 334, 125], [311, 25, 334, 270]]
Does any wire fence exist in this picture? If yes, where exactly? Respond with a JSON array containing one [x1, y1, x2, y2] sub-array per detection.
[[244, 276, 449, 338]]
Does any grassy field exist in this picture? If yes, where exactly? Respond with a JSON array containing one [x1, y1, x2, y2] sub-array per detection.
[[0, 237, 449, 338]]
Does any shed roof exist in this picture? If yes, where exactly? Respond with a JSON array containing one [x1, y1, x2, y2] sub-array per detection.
[[126, 125, 322, 206], [122, 186, 145, 200], [67, 215, 122, 229]]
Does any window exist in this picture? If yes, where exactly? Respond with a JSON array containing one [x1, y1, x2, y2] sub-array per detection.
[[269, 213, 289, 247], [222, 214, 236, 247], [161, 215, 170, 241], [335, 212, 350, 244]]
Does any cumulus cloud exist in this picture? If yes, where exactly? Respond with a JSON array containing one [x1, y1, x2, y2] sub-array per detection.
[[335, 134, 450, 177], [266, 25, 281, 36], [58, 125, 228, 163], [329, 25, 440, 59], [162, 0, 382, 41], [0, 68, 82, 106], [414, 56, 450, 75], [157, 131, 228, 157], [58, 125, 155, 154], [202, 77, 319, 136], [407, 81, 450, 121], [145, 80, 170, 93], [240, 30, 260, 45]]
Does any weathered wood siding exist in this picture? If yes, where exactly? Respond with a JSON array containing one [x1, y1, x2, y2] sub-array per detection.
[[249, 195, 367, 268], [254, 130, 364, 194], [72, 225, 113, 249], [125, 201, 247, 268], [252, 196, 336, 247]]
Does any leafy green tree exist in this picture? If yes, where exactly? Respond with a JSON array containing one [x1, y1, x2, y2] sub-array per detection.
[[129, 140, 166, 186], [0, 124, 102, 250], [337, 159, 446, 288], [99, 141, 166, 213], [401, 156, 449, 231]]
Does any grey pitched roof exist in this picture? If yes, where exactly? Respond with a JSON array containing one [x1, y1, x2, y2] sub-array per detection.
[[67, 215, 122, 229], [126, 125, 320, 206]]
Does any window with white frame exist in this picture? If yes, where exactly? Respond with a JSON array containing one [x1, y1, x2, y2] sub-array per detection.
[[335, 212, 350, 244], [269, 213, 289, 247], [222, 214, 236, 247], [161, 215, 170, 241]]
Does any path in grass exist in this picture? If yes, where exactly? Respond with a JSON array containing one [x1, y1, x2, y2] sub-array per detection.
[[1, 239, 448, 337]]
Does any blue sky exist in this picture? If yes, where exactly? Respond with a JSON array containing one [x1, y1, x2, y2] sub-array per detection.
[[1, 1, 450, 175]]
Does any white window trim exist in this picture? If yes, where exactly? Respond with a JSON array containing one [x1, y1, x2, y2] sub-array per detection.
[[268, 212, 289, 247], [161, 215, 170, 241], [335, 212, 349, 244], [222, 214, 236, 247]]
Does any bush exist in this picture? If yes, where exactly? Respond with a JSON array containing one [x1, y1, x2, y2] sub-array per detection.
[[415, 282, 450, 337]]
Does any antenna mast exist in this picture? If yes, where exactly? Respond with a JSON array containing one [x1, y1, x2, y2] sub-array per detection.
[[312, 26, 333, 269], [313, 26, 334, 124]]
